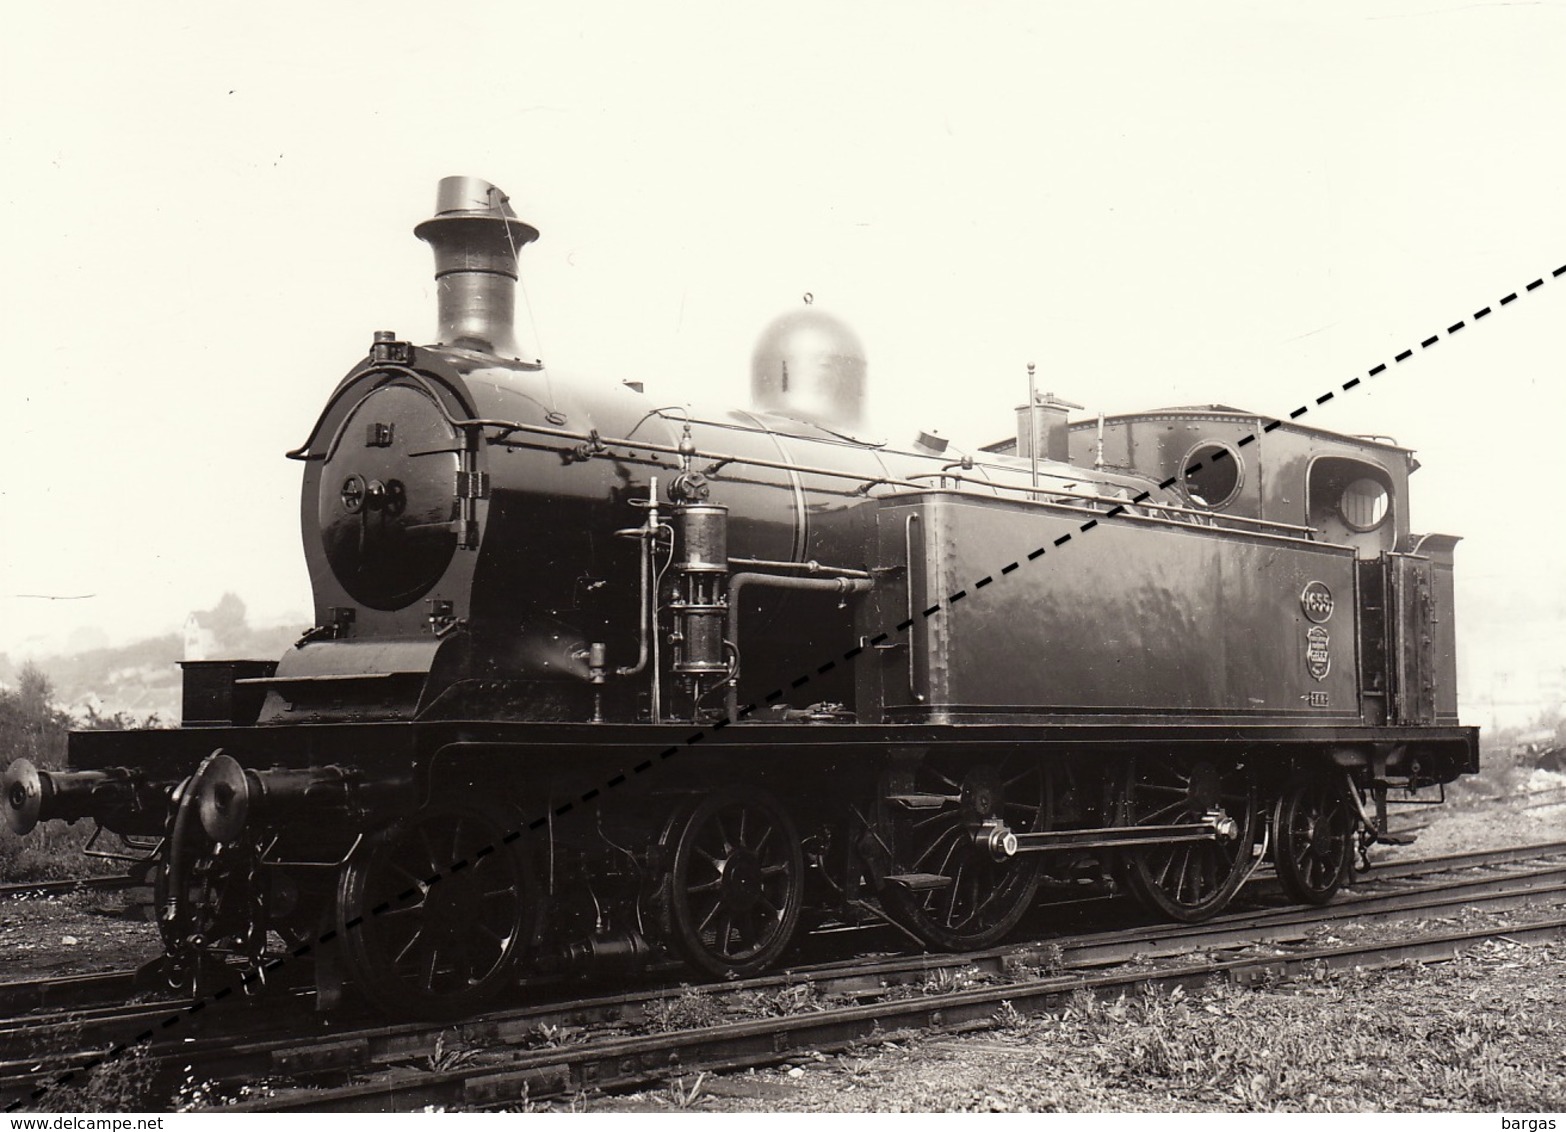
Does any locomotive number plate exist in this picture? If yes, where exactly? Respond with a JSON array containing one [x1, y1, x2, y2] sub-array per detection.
[[1301, 580, 1335, 623]]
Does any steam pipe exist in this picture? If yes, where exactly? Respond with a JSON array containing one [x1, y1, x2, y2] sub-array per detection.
[[614, 478, 665, 723], [291, 365, 1165, 514], [726, 557, 871, 580], [615, 479, 659, 679], [614, 522, 653, 680], [900, 471, 1319, 535], [723, 572, 874, 721], [162, 754, 225, 936]]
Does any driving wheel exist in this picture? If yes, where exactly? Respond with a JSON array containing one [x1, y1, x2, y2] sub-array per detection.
[[878, 752, 1049, 951], [1119, 754, 1257, 923], [655, 788, 804, 979], [336, 801, 536, 1018]]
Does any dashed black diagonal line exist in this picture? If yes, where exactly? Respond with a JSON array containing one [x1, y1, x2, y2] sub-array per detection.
[[9, 262, 1559, 1110]]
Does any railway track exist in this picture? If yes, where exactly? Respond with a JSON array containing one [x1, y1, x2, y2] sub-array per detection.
[[3, 838, 1564, 1111], [0, 875, 138, 901], [3, 838, 1560, 1028], [1387, 784, 1566, 836], [236, 915, 1566, 1113]]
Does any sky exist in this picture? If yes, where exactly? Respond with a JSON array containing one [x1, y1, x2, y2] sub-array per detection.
[[3, 1, 1565, 721]]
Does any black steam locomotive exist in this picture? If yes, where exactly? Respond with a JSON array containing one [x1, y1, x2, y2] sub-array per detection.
[[2, 177, 1477, 1017]]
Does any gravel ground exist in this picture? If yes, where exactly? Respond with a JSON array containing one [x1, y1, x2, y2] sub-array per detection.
[[1380, 765, 1566, 861], [0, 888, 157, 981]]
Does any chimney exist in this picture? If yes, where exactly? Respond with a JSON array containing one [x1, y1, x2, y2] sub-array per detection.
[[1014, 392, 1083, 463], [413, 176, 539, 359]]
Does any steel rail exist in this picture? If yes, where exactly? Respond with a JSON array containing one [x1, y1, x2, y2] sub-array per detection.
[[1060, 870, 1566, 968], [0, 986, 319, 1058], [1390, 788, 1566, 834], [2, 839, 1563, 1106], [1360, 839, 1566, 879], [7, 865, 1562, 1104], [0, 970, 143, 1019], [228, 914, 1566, 1112], [0, 875, 137, 901], [0, 840, 1554, 1029]]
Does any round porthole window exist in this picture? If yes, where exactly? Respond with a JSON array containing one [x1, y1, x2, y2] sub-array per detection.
[[1339, 477, 1389, 531], [1180, 442, 1243, 509]]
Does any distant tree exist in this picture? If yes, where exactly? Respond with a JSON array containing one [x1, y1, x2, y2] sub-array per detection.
[[18, 662, 52, 714], [79, 705, 166, 731], [0, 661, 70, 769], [0, 663, 122, 881], [206, 592, 248, 642]]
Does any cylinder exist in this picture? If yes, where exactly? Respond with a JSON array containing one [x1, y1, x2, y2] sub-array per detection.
[[560, 930, 653, 976]]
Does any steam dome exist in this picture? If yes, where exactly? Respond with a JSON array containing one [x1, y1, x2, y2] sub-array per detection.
[[749, 306, 867, 431]]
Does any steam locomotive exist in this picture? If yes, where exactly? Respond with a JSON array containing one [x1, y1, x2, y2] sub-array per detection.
[[2, 177, 1477, 1017]]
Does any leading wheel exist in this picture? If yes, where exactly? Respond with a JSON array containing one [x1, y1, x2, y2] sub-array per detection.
[[878, 753, 1049, 951], [156, 757, 268, 994], [336, 801, 536, 1018], [656, 788, 804, 979], [1120, 754, 1257, 923], [1274, 773, 1356, 905]]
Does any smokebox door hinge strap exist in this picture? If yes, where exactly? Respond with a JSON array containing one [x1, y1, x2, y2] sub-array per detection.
[[456, 471, 491, 500], [454, 425, 488, 549]]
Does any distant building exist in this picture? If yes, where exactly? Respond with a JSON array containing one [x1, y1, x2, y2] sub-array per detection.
[[184, 612, 217, 662]]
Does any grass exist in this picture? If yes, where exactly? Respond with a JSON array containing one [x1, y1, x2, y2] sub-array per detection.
[[0, 819, 124, 882], [1038, 962, 1566, 1111], [708, 937, 1566, 1112], [643, 986, 723, 1033]]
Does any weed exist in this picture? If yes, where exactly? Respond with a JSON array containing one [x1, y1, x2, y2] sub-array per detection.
[[644, 986, 722, 1032], [1032, 942, 1067, 977], [663, 1072, 707, 1109], [1001, 941, 1067, 980], [530, 1022, 565, 1048], [842, 1056, 878, 1083], [991, 999, 1030, 1033], [755, 981, 825, 1017], [38, 1044, 165, 1112], [503, 1081, 548, 1113], [426, 1031, 482, 1073], [1061, 987, 1102, 1020], [921, 965, 988, 996]]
